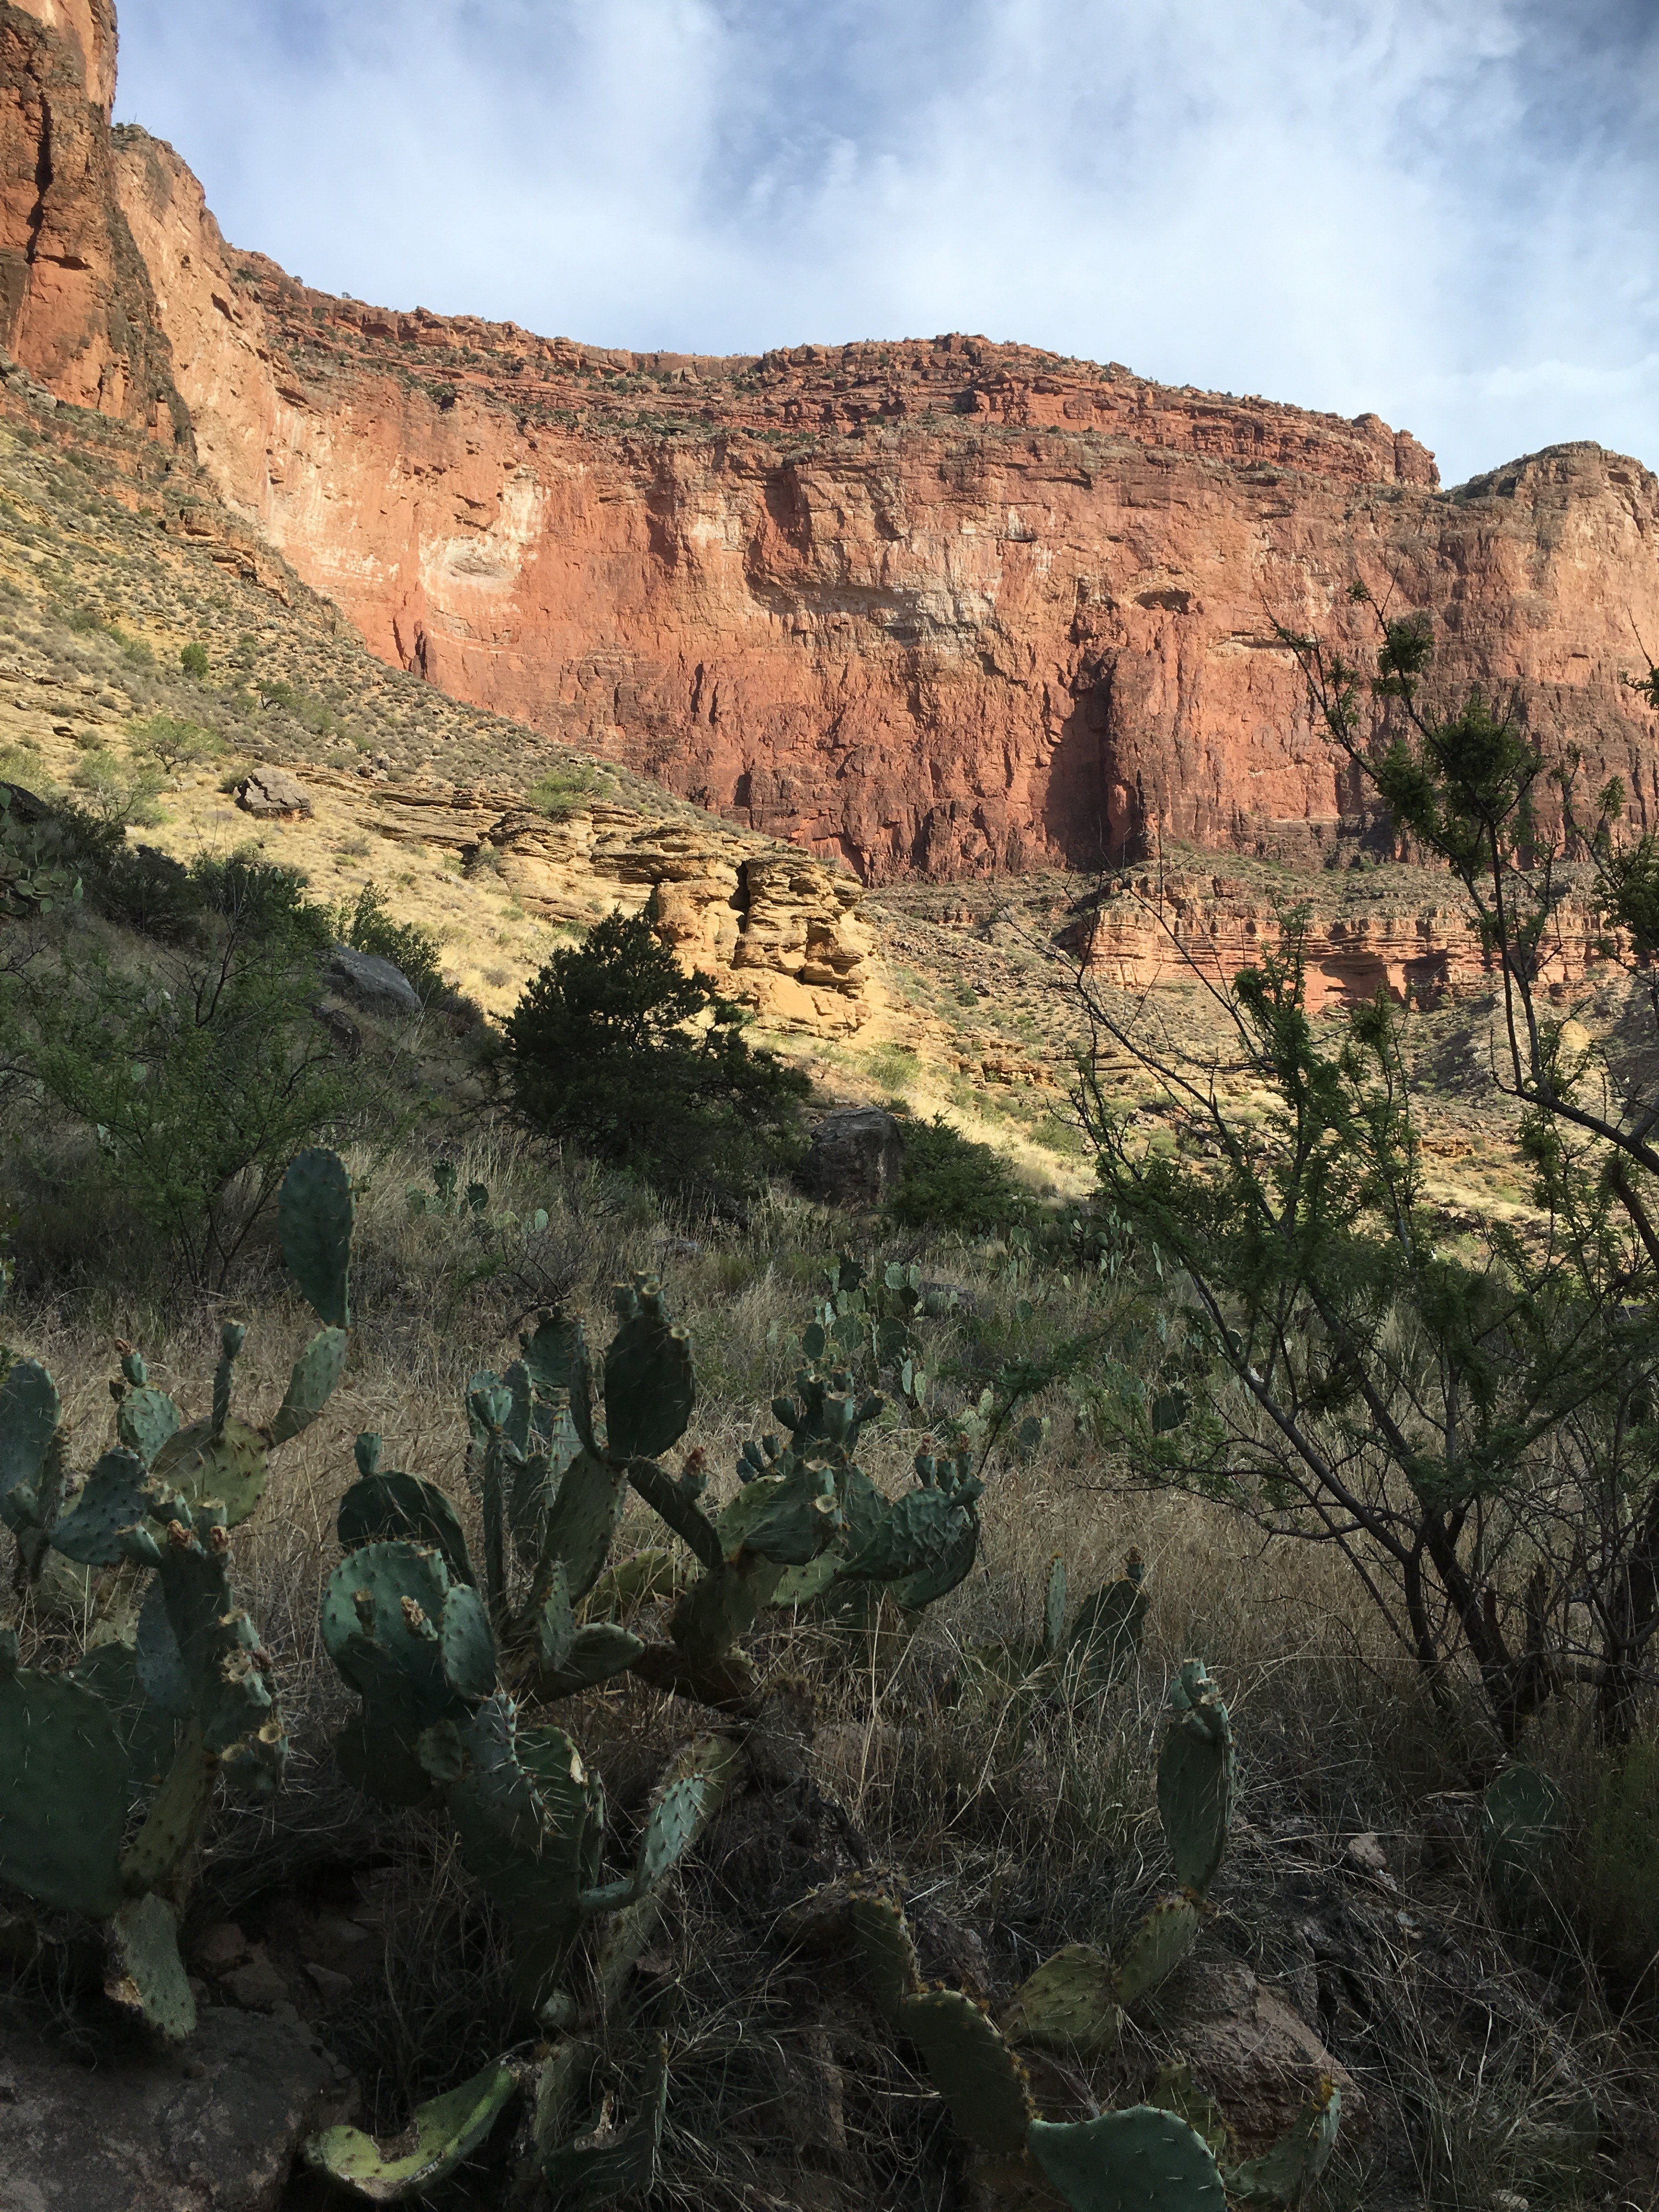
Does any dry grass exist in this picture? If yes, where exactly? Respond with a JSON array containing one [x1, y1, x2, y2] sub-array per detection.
[[12, 1120, 1658, 2203]]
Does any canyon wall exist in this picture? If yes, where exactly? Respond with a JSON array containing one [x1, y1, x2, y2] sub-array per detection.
[[0, 0, 185, 437], [3, 8, 1657, 886]]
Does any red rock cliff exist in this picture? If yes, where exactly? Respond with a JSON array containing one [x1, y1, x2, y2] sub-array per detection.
[[7, 14, 1658, 882], [0, 0, 186, 436]]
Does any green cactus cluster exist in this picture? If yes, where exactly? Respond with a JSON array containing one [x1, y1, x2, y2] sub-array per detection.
[[821, 1661, 1334, 2210], [0, 1146, 355, 2038]]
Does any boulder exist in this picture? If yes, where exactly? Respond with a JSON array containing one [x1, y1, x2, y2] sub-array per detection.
[[0, 2001, 354, 2210], [1153, 1958, 1361, 2159], [321, 944, 422, 1017], [802, 1107, 905, 1207], [234, 768, 312, 819]]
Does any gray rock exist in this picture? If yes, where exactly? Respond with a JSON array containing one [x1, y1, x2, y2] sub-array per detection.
[[801, 1107, 906, 1207], [321, 943, 422, 1017], [234, 768, 312, 819], [0, 2001, 353, 2210]]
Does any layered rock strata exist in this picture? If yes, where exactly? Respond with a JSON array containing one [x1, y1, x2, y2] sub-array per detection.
[[2, 1, 1656, 890], [287, 768, 876, 1035]]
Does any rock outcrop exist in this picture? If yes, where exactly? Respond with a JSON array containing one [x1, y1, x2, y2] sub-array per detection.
[[291, 766, 877, 1034], [1, 3, 1656, 889], [0, 0, 188, 437]]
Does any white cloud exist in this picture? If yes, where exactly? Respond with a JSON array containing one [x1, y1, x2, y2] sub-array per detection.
[[112, 0, 1659, 481]]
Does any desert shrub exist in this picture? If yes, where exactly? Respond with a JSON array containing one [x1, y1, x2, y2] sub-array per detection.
[[527, 762, 603, 818], [498, 907, 808, 1205], [0, 857, 368, 1285], [179, 640, 210, 678], [69, 746, 166, 827], [129, 713, 221, 774], [888, 1112, 1025, 1234], [333, 879, 444, 1002]]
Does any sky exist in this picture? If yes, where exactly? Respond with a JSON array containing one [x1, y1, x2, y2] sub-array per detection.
[[111, 0, 1659, 488]]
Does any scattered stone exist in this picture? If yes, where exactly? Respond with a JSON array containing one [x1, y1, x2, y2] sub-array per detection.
[[321, 943, 422, 1016], [195, 1923, 250, 1975], [234, 766, 312, 818], [1345, 1831, 1395, 1884], [800, 1107, 906, 1207], [0, 2002, 353, 2210], [224, 1951, 289, 2014], [303, 1962, 354, 2007]]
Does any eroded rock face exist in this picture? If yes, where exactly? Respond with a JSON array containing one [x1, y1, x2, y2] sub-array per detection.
[[3, 7, 1657, 890], [100, 127, 1659, 884], [291, 765, 877, 1034], [0, 1, 185, 436]]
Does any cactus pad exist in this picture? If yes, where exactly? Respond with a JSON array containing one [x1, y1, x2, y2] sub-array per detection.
[[843, 1482, 965, 1582], [0, 1357, 59, 1511], [1001, 1943, 1122, 2058], [108, 1891, 196, 2042], [1028, 2104, 1229, 2211], [116, 1385, 182, 1466], [50, 1449, 151, 1565], [337, 1470, 476, 1589], [439, 1583, 498, 1703], [541, 2045, 669, 2205], [535, 1448, 630, 1601], [152, 1415, 268, 1528], [0, 1661, 126, 1914], [304, 2061, 520, 2202], [1481, 1765, 1563, 1911], [602, 1280, 695, 1459], [846, 1891, 923, 2015], [1228, 2077, 1341, 2205], [269, 1327, 350, 1447], [70, 1641, 179, 1797], [899, 1987, 1034, 2154], [451, 1698, 602, 2002], [627, 1454, 725, 1571], [519, 1310, 595, 1452], [278, 1147, 354, 1328], [1113, 1895, 1203, 2008], [585, 1549, 677, 1618], [1043, 1553, 1068, 1662], [1068, 1559, 1149, 1690], [1157, 1660, 1234, 1894]]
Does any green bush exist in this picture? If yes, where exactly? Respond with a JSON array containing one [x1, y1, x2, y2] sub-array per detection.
[[179, 641, 210, 679], [887, 1114, 1025, 1235], [2, 857, 369, 1285], [527, 763, 604, 819], [69, 747, 166, 828], [129, 714, 221, 775], [498, 908, 808, 1206], [332, 881, 445, 1002]]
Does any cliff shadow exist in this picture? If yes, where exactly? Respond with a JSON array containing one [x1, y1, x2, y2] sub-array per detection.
[[1043, 657, 1143, 870]]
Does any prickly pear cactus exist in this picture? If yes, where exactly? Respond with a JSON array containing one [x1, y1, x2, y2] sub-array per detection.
[[0, 1147, 354, 2040], [306, 2061, 521, 2203], [1156, 1659, 1234, 1895], [1028, 2105, 1229, 2211], [899, 1987, 1035, 2155], [1000, 1942, 1122, 2059]]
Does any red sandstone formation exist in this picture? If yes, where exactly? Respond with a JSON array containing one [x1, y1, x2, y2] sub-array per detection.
[[0, 1, 183, 436], [3, 2, 1657, 886]]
